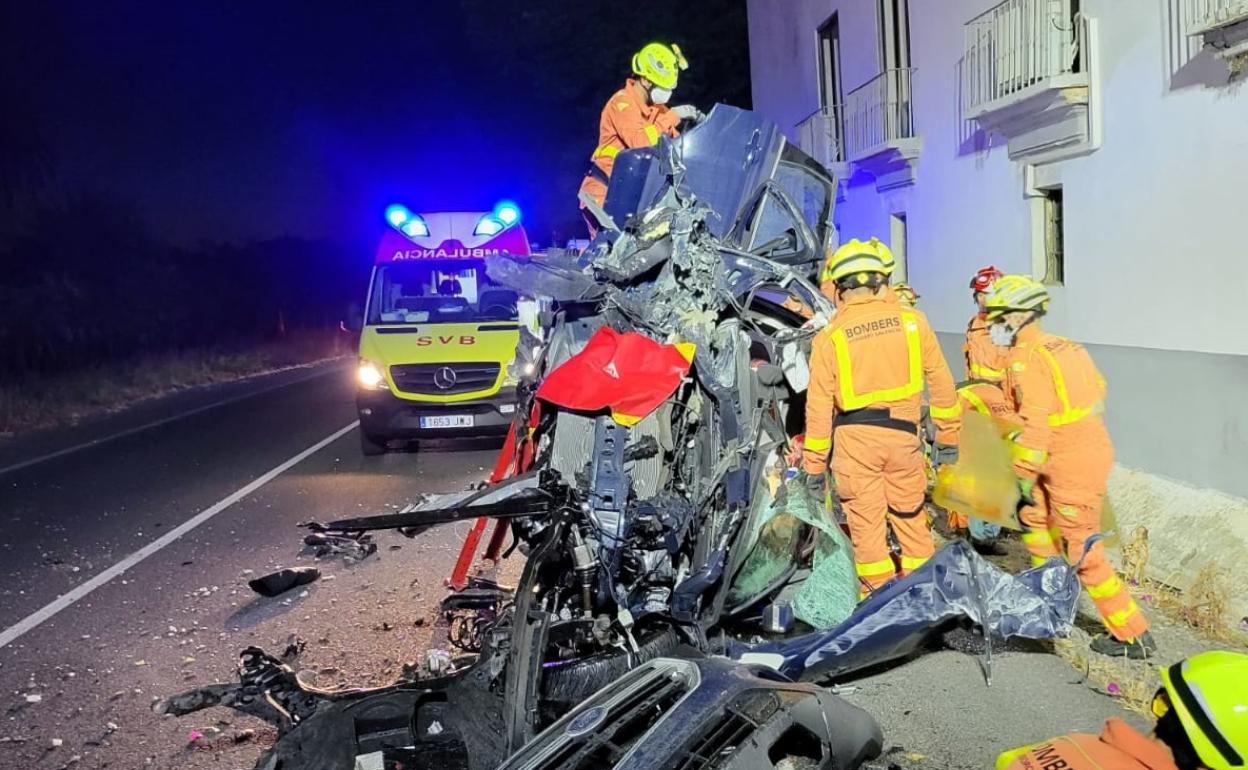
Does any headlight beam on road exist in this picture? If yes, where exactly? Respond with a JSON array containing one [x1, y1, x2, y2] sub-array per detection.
[[0, 420, 361, 650]]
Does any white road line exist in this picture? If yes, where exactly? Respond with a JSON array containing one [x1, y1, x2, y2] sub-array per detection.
[[0, 420, 360, 650], [0, 363, 345, 477]]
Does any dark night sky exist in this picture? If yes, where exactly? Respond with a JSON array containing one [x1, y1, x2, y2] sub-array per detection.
[[2, 1, 751, 250]]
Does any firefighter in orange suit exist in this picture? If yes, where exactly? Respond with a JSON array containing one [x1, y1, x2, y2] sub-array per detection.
[[802, 238, 962, 596], [985, 275, 1155, 658], [578, 43, 702, 236], [965, 265, 1009, 382], [999, 650, 1248, 770], [893, 283, 920, 307]]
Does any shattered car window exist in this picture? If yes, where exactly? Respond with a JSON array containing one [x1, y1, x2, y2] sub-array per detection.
[[776, 161, 831, 238]]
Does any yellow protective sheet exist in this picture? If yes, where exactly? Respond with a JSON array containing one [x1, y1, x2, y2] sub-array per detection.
[[932, 411, 1021, 530]]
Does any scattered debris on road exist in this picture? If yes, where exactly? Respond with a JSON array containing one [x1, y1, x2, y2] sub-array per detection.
[[301, 531, 376, 562], [247, 567, 320, 597]]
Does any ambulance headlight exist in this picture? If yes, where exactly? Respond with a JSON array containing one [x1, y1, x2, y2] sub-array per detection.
[[503, 356, 537, 386], [357, 360, 387, 389], [474, 215, 504, 236]]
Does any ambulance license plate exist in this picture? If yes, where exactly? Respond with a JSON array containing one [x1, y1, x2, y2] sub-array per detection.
[[420, 415, 474, 429]]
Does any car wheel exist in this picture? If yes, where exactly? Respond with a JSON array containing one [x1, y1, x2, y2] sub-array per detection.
[[360, 431, 387, 456]]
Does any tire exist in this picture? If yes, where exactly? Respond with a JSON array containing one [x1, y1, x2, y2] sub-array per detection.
[[360, 431, 387, 456]]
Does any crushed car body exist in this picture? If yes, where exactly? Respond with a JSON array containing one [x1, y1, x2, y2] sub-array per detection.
[[162, 104, 1083, 770]]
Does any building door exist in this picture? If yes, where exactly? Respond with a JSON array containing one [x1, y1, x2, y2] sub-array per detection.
[[878, 0, 912, 143], [816, 14, 843, 162], [878, 0, 911, 71]]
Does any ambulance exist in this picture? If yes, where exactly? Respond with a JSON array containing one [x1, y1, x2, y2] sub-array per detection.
[[355, 202, 532, 455]]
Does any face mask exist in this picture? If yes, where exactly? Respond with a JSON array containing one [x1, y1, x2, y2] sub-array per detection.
[[650, 86, 672, 105], [989, 322, 1016, 347]]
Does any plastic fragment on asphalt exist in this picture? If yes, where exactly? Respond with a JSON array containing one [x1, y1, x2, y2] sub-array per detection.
[[248, 567, 320, 597]]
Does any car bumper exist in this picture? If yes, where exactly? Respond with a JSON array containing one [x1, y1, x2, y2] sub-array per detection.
[[357, 387, 519, 440]]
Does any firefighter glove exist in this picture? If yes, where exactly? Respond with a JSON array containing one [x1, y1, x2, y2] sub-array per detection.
[[933, 443, 959, 468], [1017, 477, 1036, 505], [671, 104, 705, 123]]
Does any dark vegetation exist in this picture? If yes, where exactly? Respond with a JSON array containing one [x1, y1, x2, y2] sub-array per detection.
[[0, 195, 362, 379]]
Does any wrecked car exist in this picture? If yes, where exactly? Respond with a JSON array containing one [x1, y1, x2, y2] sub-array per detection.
[[161, 105, 1081, 770]]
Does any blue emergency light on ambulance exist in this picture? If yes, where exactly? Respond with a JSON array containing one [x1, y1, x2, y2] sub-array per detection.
[[353, 201, 533, 455]]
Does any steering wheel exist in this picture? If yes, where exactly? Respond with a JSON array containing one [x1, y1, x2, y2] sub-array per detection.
[[481, 303, 517, 318]]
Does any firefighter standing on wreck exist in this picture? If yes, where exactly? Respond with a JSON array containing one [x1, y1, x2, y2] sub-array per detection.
[[577, 42, 704, 237], [801, 238, 962, 597]]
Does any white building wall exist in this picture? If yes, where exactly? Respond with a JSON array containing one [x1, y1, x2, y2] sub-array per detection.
[[749, 0, 1248, 354], [748, 0, 1248, 616]]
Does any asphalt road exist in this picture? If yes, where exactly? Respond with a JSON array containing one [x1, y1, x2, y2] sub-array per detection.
[[0, 363, 1146, 770]]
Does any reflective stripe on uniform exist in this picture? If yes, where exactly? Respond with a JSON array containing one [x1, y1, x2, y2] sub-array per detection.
[[643, 124, 660, 143], [1022, 529, 1055, 546], [929, 401, 961, 420], [900, 554, 929, 572], [829, 311, 923, 410], [855, 558, 895, 578], [969, 361, 1005, 380], [592, 144, 621, 160], [960, 389, 991, 416], [1034, 345, 1104, 427], [1087, 575, 1126, 600], [1104, 600, 1143, 630], [1010, 441, 1048, 466], [805, 435, 831, 452]]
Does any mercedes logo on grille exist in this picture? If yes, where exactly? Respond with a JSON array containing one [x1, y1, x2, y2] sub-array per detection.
[[432, 366, 458, 390]]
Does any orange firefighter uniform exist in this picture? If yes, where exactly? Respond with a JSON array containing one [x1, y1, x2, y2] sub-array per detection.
[[803, 293, 961, 595], [998, 719, 1179, 770], [1004, 324, 1149, 642], [578, 79, 680, 213], [965, 312, 1009, 382]]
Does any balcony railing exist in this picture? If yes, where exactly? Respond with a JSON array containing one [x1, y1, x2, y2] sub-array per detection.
[[842, 67, 916, 160], [1187, 0, 1248, 28], [963, 0, 1080, 112], [795, 106, 844, 170], [1184, 0, 1248, 61]]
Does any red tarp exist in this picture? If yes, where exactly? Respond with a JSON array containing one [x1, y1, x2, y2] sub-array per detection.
[[536, 327, 695, 426]]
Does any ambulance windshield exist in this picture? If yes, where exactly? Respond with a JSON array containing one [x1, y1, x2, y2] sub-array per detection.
[[367, 261, 518, 325]]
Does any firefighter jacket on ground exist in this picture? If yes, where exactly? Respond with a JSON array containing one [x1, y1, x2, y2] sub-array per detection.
[[802, 292, 961, 593], [578, 78, 680, 209], [1004, 323, 1149, 642], [964, 312, 1009, 382], [998, 719, 1179, 770]]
